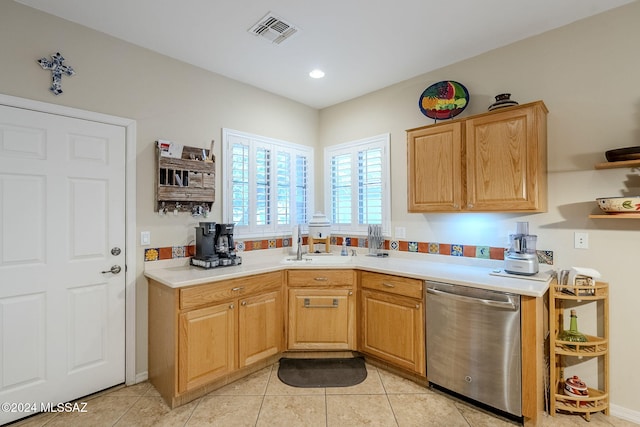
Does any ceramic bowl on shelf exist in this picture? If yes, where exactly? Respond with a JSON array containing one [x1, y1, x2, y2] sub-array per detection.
[[564, 375, 589, 398], [596, 196, 640, 213]]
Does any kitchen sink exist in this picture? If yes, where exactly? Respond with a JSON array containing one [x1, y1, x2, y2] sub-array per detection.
[[281, 255, 353, 265]]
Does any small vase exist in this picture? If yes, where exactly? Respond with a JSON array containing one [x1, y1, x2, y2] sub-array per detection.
[[488, 93, 519, 111]]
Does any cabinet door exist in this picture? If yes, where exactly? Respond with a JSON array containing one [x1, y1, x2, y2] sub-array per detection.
[[407, 122, 463, 212], [238, 290, 283, 368], [288, 288, 355, 350], [465, 104, 547, 211], [361, 290, 425, 375], [178, 302, 235, 392]]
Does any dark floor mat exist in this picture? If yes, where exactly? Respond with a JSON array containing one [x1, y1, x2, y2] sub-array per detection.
[[277, 357, 367, 388]]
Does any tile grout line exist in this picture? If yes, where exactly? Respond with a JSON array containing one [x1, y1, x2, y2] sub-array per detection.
[[254, 364, 273, 427], [109, 394, 143, 426]]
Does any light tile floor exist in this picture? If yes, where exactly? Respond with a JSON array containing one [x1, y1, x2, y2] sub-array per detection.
[[10, 362, 638, 427]]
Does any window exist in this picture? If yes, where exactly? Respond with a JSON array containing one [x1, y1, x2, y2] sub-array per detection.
[[222, 128, 313, 238], [325, 134, 390, 235]]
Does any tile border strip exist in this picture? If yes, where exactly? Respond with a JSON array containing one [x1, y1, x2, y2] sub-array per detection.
[[144, 235, 554, 265]]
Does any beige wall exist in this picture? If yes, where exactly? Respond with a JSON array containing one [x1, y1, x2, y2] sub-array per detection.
[[319, 2, 640, 414], [2, 0, 639, 417], [0, 1, 319, 383]]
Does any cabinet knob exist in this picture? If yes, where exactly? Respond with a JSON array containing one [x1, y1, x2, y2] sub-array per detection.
[[467, 203, 474, 209], [348, 291, 353, 296], [415, 304, 420, 309], [313, 277, 328, 281], [231, 287, 244, 292], [241, 301, 247, 306], [229, 304, 234, 309], [453, 204, 459, 209]]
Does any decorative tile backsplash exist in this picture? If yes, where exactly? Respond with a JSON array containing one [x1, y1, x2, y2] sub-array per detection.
[[144, 234, 554, 265]]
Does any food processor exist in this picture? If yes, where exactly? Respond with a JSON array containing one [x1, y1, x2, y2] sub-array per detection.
[[504, 222, 539, 275]]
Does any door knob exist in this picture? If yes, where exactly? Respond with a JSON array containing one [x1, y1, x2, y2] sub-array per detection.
[[101, 265, 122, 274], [111, 247, 122, 256]]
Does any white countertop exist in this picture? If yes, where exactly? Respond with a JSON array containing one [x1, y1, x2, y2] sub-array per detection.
[[144, 249, 553, 297]]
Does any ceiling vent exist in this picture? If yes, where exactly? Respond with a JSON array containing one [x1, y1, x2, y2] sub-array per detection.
[[248, 12, 298, 45]]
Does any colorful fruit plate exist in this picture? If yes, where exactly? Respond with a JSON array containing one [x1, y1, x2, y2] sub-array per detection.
[[419, 80, 469, 120]]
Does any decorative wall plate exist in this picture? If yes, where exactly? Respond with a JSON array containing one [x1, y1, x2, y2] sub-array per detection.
[[419, 81, 469, 120]]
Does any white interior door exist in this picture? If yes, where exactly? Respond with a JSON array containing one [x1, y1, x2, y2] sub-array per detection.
[[0, 105, 126, 424]]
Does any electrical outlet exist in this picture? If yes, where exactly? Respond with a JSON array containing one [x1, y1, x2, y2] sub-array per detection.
[[574, 232, 588, 249], [141, 231, 151, 246]]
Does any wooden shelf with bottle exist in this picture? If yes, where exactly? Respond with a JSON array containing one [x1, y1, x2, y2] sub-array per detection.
[[549, 281, 609, 421]]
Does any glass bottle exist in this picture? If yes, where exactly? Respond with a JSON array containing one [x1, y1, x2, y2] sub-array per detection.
[[558, 309, 588, 345]]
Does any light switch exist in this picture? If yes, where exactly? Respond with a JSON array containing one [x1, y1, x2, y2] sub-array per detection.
[[395, 227, 406, 239], [141, 231, 151, 246]]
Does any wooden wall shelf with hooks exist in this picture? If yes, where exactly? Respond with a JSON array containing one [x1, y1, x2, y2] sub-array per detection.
[[156, 144, 215, 212]]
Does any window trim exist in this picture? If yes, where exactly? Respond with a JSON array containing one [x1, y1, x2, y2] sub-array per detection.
[[324, 133, 391, 236], [222, 128, 314, 238]]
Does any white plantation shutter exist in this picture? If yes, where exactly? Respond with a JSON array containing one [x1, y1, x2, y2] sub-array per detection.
[[295, 154, 309, 226], [325, 134, 390, 234], [358, 147, 383, 225], [231, 141, 250, 226], [331, 153, 352, 225], [223, 128, 313, 237], [255, 145, 271, 226]]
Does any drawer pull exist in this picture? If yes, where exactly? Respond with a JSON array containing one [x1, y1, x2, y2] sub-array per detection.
[[231, 287, 244, 292], [304, 298, 338, 308], [382, 282, 395, 288], [313, 277, 328, 282]]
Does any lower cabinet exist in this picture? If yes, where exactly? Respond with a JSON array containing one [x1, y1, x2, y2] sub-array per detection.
[[148, 271, 284, 406], [288, 288, 355, 350], [178, 302, 235, 392], [286, 269, 356, 350], [238, 290, 282, 367], [360, 272, 425, 376]]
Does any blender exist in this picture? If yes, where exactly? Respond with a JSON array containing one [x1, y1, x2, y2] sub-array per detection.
[[504, 222, 539, 275]]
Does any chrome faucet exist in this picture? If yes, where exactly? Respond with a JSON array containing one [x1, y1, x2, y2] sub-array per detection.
[[296, 224, 303, 260]]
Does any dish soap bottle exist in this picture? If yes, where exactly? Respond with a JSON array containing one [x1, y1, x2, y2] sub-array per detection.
[[341, 241, 348, 256], [558, 309, 588, 347]]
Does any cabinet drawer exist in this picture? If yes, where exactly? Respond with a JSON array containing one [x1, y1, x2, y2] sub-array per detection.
[[287, 269, 355, 287], [180, 271, 282, 310], [360, 271, 423, 299]]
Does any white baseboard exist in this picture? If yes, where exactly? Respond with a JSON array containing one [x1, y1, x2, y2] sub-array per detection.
[[611, 404, 640, 424], [134, 371, 149, 385]]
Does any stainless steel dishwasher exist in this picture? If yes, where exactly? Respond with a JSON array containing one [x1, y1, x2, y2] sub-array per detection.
[[426, 281, 522, 417]]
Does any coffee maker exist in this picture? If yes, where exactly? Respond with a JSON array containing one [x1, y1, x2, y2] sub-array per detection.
[[191, 222, 219, 268], [504, 221, 539, 276], [215, 223, 242, 266]]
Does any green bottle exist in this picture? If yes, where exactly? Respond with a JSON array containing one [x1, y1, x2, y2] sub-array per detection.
[[558, 309, 588, 345]]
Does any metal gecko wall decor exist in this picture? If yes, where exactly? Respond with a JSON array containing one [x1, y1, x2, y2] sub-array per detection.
[[37, 52, 75, 95]]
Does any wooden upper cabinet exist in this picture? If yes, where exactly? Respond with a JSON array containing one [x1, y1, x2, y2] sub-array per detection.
[[407, 101, 547, 213], [465, 102, 547, 211], [407, 122, 463, 211]]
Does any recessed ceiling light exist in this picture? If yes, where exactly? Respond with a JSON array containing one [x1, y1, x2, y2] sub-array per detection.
[[309, 69, 325, 79]]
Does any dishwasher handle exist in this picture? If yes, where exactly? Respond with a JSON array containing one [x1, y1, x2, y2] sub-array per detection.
[[426, 287, 517, 311]]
